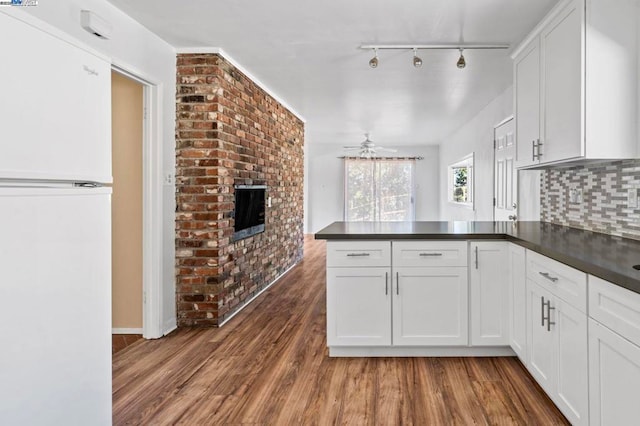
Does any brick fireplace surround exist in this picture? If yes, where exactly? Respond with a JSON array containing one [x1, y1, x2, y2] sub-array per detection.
[[175, 53, 304, 326]]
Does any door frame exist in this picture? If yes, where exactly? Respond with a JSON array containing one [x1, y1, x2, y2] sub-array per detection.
[[111, 63, 164, 339]]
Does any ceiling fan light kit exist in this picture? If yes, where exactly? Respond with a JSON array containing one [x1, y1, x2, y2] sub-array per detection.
[[457, 49, 466, 69], [412, 48, 423, 68], [362, 43, 509, 69], [368, 48, 379, 68], [343, 134, 398, 158]]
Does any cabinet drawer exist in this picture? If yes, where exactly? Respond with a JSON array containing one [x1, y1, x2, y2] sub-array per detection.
[[392, 241, 468, 267], [326, 241, 391, 267], [589, 275, 640, 347], [526, 250, 586, 312]]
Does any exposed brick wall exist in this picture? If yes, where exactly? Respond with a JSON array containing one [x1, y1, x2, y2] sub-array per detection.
[[175, 53, 304, 326]]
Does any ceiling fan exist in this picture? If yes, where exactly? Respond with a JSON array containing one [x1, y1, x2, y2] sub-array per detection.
[[343, 134, 397, 158]]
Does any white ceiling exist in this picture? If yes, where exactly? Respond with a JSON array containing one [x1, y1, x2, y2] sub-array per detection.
[[107, 0, 558, 146]]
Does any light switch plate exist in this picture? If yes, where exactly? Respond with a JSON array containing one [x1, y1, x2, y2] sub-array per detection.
[[569, 188, 583, 204]]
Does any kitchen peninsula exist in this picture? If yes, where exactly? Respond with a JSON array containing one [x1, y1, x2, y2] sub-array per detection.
[[316, 221, 640, 293], [315, 221, 640, 425]]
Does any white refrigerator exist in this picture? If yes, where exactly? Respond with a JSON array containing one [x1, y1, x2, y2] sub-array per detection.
[[0, 185, 112, 425], [0, 9, 113, 425]]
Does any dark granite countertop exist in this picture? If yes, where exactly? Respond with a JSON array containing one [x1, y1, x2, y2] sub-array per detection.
[[315, 221, 640, 295]]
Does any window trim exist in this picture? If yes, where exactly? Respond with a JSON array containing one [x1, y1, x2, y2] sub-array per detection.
[[447, 153, 475, 210]]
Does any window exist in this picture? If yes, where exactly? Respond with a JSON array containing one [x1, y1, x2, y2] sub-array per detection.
[[448, 153, 474, 208], [344, 159, 415, 221]]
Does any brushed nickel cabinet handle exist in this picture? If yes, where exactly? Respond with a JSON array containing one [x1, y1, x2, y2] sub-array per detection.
[[536, 139, 543, 159], [539, 271, 558, 283], [532, 140, 537, 161], [346, 253, 370, 257], [419, 253, 443, 257], [385, 272, 388, 295], [541, 296, 546, 327], [474, 246, 479, 269], [396, 272, 399, 295], [547, 303, 556, 332]]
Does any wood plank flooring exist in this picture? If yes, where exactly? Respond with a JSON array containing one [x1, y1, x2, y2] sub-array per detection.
[[112, 334, 143, 355], [113, 235, 569, 425]]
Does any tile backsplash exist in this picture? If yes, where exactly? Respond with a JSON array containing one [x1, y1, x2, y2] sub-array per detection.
[[540, 160, 640, 241]]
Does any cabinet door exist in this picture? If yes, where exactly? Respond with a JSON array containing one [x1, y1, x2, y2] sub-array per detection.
[[514, 37, 541, 168], [589, 319, 640, 426], [326, 267, 391, 346], [508, 244, 527, 360], [470, 242, 508, 346], [0, 13, 112, 183], [554, 296, 589, 425], [528, 280, 589, 425], [540, 0, 583, 163], [393, 267, 468, 346], [527, 281, 556, 394]]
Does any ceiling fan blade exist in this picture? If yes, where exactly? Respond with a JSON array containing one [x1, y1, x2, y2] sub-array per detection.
[[343, 146, 362, 149]]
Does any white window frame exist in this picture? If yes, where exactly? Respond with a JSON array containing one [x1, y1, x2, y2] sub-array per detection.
[[448, 153, 475, 210]]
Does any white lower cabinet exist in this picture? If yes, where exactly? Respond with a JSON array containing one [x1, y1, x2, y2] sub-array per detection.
[[325, 239, 640, 424], [508, 244, 527, 360], [588, 275, 640, 426], [589, 319, 640, 426], [326, 267, 391, 346], [393, 267, 468, 346], [327, 240, 469, 349], [469, 242, 508, 346], [527, 279, 589, 426], [527, 282, 556, 390]]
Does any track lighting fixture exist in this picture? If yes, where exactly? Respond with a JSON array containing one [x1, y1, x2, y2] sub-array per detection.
[[369, 48, 379, 68], [412, 48, 422, 68], [361, 43, 508, 69], [457, 49, 466, 69]]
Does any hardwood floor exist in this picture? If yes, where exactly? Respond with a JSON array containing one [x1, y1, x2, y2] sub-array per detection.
[[112, 334, 143, 355], [113, 235, 569, 425]]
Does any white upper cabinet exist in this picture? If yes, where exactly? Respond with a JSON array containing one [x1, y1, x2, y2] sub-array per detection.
[[514, 39, 541, 168], [512, 0, 638, 168], [540, 0, 583, 163], [0, 12, 112, 183]]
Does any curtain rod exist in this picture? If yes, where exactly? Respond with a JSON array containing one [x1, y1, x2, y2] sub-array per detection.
[[338, 156, 424, 160]]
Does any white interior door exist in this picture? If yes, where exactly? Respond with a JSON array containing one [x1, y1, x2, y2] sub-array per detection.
[[494, 117, 517, 221]]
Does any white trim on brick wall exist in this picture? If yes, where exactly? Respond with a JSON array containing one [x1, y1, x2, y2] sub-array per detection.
[[175, 47, 306, 123]]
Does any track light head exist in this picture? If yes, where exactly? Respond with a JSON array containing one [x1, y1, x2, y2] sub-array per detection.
[[412, 48, 422, 68], [457, 49, 466, 69], [369, 49, 379, 68]]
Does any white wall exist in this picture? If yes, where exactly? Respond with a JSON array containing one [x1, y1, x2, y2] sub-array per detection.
[[306, 144, 440, 233], [17, 0, 177, 336], [439, 85, 541, 221]]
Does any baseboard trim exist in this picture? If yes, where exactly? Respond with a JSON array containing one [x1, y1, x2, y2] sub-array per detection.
[[328, 346, 516, 357], [112, 328, 143, 335], [218, 262, 299, 327]]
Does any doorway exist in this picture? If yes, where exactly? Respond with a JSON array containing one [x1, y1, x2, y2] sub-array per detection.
[[111, 70, 144, 350], [494, 117, 517, 221]]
